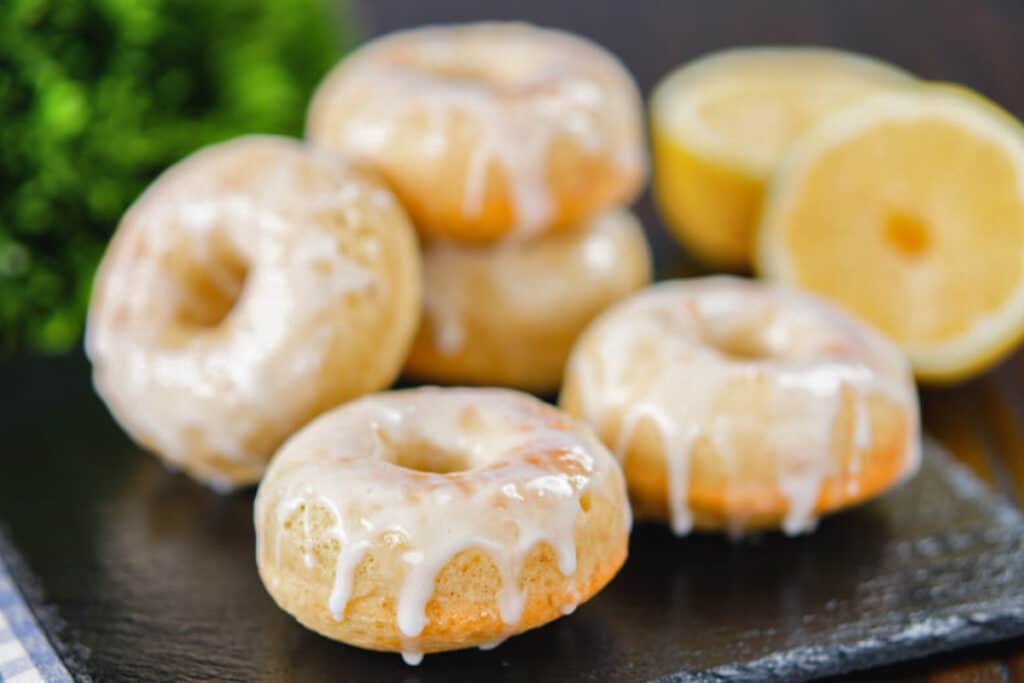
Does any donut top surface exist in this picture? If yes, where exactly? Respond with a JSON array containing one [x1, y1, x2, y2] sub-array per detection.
[[86, 135, 413, 486], [307, 22, 646, 238], [255, 387, 626, 659], [89, 136, 388, 348], [567, 276, 920, 535]]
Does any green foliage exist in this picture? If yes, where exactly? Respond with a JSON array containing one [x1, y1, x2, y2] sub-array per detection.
[[0, 0, 355, 353]]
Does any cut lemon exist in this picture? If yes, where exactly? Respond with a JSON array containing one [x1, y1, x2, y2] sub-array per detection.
[[758, 83, 1024, 383], [650, 47, 913, 268]]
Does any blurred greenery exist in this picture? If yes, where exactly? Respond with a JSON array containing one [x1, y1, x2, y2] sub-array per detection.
[[0, 0, 356, 353]]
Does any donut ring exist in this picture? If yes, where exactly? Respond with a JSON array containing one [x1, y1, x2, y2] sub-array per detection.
[[307, 22, 647, 242], [560, 276, 920, 535], [254, 387, 629, 663], [404, 210, 651, 392], [86, 136, 421, 490]]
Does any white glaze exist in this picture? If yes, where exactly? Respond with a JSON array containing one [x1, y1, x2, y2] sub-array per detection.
[[401, 651, 424, 666], [86, 136, 401, 483], [478, 637, 507, 651], [255, 388, 623, 664], [420, 209, 644, 356], [567, 276, 920, 536], [307, 22, 646, 237], [421, 242, 470, 356]]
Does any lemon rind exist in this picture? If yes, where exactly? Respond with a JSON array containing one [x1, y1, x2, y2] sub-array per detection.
[[650, 46, 915, 178], [757, 83, 1024, 382]]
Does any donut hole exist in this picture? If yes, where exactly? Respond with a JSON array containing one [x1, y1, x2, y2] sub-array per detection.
[[708, 334, 774, 362], [172, 235, 249, 329], [396, 39, 545, 91], [388, 438, 474, 474], [687, 296, 782, 362], [417, 59, 536, 88], [693, 320, 776, 362]]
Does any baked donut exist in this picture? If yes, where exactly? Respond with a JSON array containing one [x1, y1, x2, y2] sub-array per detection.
[[254, 387, 629, 663], [404, 209, 651, 392], [560, 276, 920, 536], [306, 22, 647, 242], [86, 135, 421, 490]]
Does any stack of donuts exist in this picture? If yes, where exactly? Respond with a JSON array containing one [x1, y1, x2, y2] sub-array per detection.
[[85, 22, 922, 666], [307, 22, 652, 392]]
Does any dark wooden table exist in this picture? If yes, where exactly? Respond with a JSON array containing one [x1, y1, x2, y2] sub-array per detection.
[[355, 2, 1024, 681]]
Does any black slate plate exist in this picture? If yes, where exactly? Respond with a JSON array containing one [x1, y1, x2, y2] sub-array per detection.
[[2, 355, 1024, 682]]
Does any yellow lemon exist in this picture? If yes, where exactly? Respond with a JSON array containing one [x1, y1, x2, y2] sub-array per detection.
[[651, 47, 913, 268], [758, 83, 1024, 383]]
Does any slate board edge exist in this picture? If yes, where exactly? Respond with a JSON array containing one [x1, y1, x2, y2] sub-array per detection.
[[0, 528, 94, 682], [659, 606, 1024, 683], [655, 443, 1024, 683]]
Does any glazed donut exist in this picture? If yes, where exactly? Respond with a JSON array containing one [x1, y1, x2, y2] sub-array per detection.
[[404, 209, 651, 392], [560, 276, 920, 536], [306, 22, 647, 242], [254, 387, 629, 663], [86, 136, 421, 490]]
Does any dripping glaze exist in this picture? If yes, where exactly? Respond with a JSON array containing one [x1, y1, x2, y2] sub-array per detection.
[[257, 388, 623, 664], [308, 23, 646, 238], [421, 210, 641, 356], [568, 277, 920, 536]]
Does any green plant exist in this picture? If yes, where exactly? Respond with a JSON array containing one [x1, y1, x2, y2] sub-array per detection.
[[0, 0, 355, 353]]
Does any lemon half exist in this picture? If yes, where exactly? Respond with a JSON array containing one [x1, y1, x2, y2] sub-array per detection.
[[651, 47, 913, 267], [758, 84, 1024, 382]]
